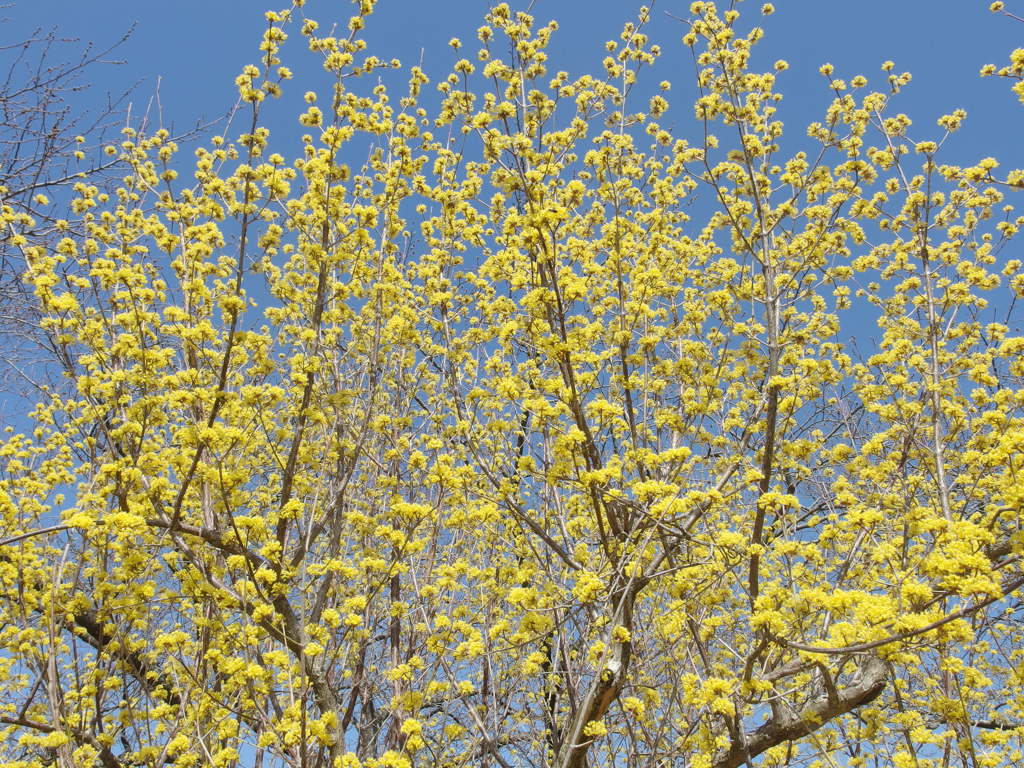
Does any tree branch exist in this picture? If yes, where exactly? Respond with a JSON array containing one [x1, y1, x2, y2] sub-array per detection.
[[712, 656, 887, 768]]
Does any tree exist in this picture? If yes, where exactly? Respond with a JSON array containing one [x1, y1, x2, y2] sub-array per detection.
[[1, 1, 1023, 767]]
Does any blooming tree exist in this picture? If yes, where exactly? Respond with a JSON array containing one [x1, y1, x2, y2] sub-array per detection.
[[2, 2, 1024, 767]]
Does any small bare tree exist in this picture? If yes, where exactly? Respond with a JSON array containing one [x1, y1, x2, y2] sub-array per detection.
[[0, 16, 206, 403]]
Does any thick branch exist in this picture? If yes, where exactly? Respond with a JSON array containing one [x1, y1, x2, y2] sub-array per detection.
[[712, 656, 887, 768], [556, 578, 648, 768]]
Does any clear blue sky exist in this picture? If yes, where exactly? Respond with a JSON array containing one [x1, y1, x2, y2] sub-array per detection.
[[5, 0, 1022, 173]]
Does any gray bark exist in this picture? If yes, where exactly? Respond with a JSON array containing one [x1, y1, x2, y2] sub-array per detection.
[[712, 656, 888, 768]]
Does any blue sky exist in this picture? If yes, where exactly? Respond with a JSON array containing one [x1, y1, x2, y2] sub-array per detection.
[[5, 0, 1022, 173]]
